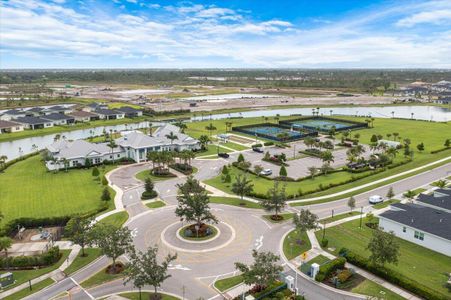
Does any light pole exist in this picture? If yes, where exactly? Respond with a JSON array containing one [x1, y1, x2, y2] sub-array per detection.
[[359, 206, 363, 229]]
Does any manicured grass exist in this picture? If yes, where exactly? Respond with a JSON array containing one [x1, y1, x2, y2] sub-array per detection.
[[195, 144, 233, 157], [80, 267, 124, 288], [307, 254, 330, 266], [107, 102, 142, 109], [88, 132, 121, 143], [146, 200, 166, 209], [351, 279, 406, 300], [0, 155, 116, 225], [214, 274, 244, 292], [3, 278, 55, 300], [320, 211, 361, 224], [135, 169, 172, 182], [99, 211, 129, 228], [0, 116, 147, 142], [220, 142, 250, 151], [409, 188, 427, 196], [3, 250, 70, 292], [119, 292, 180, 300], [64, 248, 103, 275], [262, 213, 294, 223], [315, 218, 451, 297], [372, 199, 401, 209], [209, 196, 262, 209], [283, 230, 311, 260]]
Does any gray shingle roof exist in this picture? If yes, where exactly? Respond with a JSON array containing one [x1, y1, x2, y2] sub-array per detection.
[[95, 108, 123, 116], [42, 113, 75, 121], [416, 188, 451, 211], [380, 203, 451, 240], [116, 106, 141, 113], [14, 116, 52, 125], [48, 140, 120, 160]]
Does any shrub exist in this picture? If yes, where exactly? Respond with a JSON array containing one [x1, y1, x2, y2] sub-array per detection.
[[337, 269, 352, 283], [101, 176, 108, 185], [252, 143, 263, 148], [141, 190, 158, 200], [263, 141, 274, 146], [315, 257, 346, 282], [0, 246, 61, 270], [320, 239, 328, 248]]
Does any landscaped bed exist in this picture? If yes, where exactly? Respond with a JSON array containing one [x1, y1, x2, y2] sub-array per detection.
[[214, 274, 244, 292], [283, 230, 311, 260], [178, 223, 218, 241]]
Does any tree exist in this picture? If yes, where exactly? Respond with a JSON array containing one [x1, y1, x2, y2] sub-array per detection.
[[320, 163, 333, 175], [199, 135, 210, 150], [264, 151, 270, 160], [235, 250, 283, 291], [261, 181, 287, 220], [91, 224, 133, 273], [347, 197, 356, 212], [231, 174, 254, 205], [0, 155, 7, 170], [370, 134, 378, 144], [165, 131, 178, 145], [92, 167, 100, 178], [101, 187, 111, 201], [444, 139, 450, 148], [367, 230, 400, 267], [0, 237, 12, 257], [253, 164, 263, 176], [65, 216, 93, 257], [237, 153, 245, 163], [386, 186, 395, 199], [174, 121, 187, 133], [205, 123, 217, 137], [108, 139, 118, 164], [293, 209, 318, 233], [124, 246, 177, 300], [308, 166, 317, 179], [433, 179, 447, 188], [279, 165, 287, 177], [416, 142, 425, 152], [142, 177, 157, 199], [175, 177, 218, 230], [404, 190, 416, 201]]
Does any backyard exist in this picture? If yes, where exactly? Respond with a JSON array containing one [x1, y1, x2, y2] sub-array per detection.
[[315, 218, 451, 298], [0, 155, 116, 225]]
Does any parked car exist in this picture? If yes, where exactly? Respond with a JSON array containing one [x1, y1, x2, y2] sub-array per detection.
[[218, 152, 229, 158], [259, 169, 273, 176], [369, 195, 383, 204], [252, 147, 264, 153]]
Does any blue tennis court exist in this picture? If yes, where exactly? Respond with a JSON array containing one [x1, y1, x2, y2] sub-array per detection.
[[281, 117, 367, 132], [232, 123, 316, 141]]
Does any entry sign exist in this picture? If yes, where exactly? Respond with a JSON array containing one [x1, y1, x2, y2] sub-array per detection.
[[0, 272, 14, 288]]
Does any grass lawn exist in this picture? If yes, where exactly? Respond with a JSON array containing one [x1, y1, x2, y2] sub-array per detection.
[[119, 292, 179, 300], [64, 248, 103, 275], [146, 200, 166, 209], [135, 169, 173, 182], [307, 254, 330, 266], [283, 230, 311, 260], [3, 250, 70, 292], [107, 102, 142, 109], [3, 278, 55, 300], [99, 211, 129, 228], [320, 211, 361, 224], [214, 275, 244, 292], [315, 218, 451, 298], [351, 279, 406, 300], [372, 199, 401, 209], [0, 155, 116, 225], [195, 144, 233, 157], [80, 267, 124, 288], [408, 188, 427, 196], [220, 142, 250, 151], [262, 213, 294, 223], [209, 196, 262, 209]]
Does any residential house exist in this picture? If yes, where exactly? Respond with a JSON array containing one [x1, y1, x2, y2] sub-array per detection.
[[25, 107, 46, 117], [94, 108, 125, 120], [379, 190, 451, 256], [83, 103, 108, 112], [0, 109, 27, 121], [0, 120, 24, 134], [13, 116, 54, 130], [45, 139, 125, 170], [415, 188, 451, 213], [47, 105, 73, 115], [68, 110, 100, 122], [42, 113, 75, 125], [116, 106, 143, 118]]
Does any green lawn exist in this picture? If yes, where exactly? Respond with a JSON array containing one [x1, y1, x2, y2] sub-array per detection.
[[195, 144, 233, 157], [0, 155, 116, 225], [351, 279, 406, 300], [214, 274, 244, 292], [3, 250, 70, 292], [372, 199, 401, 209], [283, 230, 311, 260], [80, 267, 124, 288], [262, 213, 294, 223], [135, 169, 172, 182], [220, 142, 250, 151], [3, 278, 55, 300], [119, 292, 179, 300], [320, 211, 361, 224], [307, 254, 330, 266], [64, 248, 103, 275], [99, 211, 129, 228], [209, 196, 262, 209], [315, 218, 451, 297], [146, 200, 166, 209]]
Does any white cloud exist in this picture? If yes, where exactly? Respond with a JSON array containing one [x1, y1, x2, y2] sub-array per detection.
[[396, 9, 451, 27]]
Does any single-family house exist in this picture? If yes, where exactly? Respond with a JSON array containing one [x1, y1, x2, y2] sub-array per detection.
[[415, 188, 451, 213], [94, 108, 125, 120], [0, 109, 27, 121], [42, 113, 75, 125], [379, 197, 451, 256], [47, 105, 74, 115], [13, 116, 54, 130], [0, 120, 24, 134], [25, 107, 45, 117], [68, 111, 100, 122], [83, 103, 108, 112], [45, 139, 125, 170], [116, 106, 143, 118]]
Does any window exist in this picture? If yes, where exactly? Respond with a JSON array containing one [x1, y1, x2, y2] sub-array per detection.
[[402, 226, 406, 233], [414, 231, 424, 241]]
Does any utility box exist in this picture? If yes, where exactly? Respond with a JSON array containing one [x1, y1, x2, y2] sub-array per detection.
[[285, 275, 295, 291], [0, 272, 14, 288], [311, 263, 320, 279]]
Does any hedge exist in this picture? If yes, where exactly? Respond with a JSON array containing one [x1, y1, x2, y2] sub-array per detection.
[[0, 247, 61, 270], [315, 257, 346, 282], [263, 142, 274, 146], [430, 147, 451, 154], [0, 151, 40, 172], [339, 248, 445, 300], [141, 190, 158, 200]]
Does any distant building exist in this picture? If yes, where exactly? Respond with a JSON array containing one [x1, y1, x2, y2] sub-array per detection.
[[83, 103, 108, 112], [41, 113, 75, 125], [116, 106, 143, 118], [68, 110, 100, 122], [0, 109, 27, 121], [13, 116, 54, 130], [0, 120, 24, 134], [94, 108, 125, 120]]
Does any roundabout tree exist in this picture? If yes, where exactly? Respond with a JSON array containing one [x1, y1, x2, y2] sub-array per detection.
[[175, 176, 218, 239]]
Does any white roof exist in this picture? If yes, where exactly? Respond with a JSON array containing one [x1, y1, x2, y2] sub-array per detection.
[[48, 140, 121, 160]]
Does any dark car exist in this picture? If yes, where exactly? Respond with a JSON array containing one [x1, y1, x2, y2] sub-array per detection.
[[218, 152, 230, 158], [252, 147, 264, 153]]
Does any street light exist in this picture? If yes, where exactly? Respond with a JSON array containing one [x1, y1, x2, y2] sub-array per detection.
[[359, 206, 364, 229]]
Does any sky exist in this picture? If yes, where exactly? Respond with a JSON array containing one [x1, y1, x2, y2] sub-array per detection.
[[1, 0, 451, 69]]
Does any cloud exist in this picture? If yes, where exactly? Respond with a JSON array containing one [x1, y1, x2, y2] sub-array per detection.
[[396, 9, 451, 27]]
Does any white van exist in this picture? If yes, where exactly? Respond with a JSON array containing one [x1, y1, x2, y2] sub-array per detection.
[[369, 195, 383, 204]]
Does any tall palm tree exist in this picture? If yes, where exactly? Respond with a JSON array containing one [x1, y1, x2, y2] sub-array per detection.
[[108, 139, 117, 164], [321, 150, 334, 165], [232, 174, 254, 205], [165, 131, 179, 146], [205, 123, 217, 137]]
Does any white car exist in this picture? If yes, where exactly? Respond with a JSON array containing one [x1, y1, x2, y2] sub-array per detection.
[[369, 195, 383, 204], [260, 169, 272, 176]]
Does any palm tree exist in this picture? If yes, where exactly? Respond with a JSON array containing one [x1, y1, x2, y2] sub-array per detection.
[[108, 139, 117, 164], [225, 121, 233, 132], [321, 150, 334, 165], [231, 174, 254, 205], [205, 123, 217, 137], [61, 158, 69, 172], [199, 135, 210, 150], [165, 131, 179, 146], [385, 147, 398, 158], [174, 121, 187, 133]]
